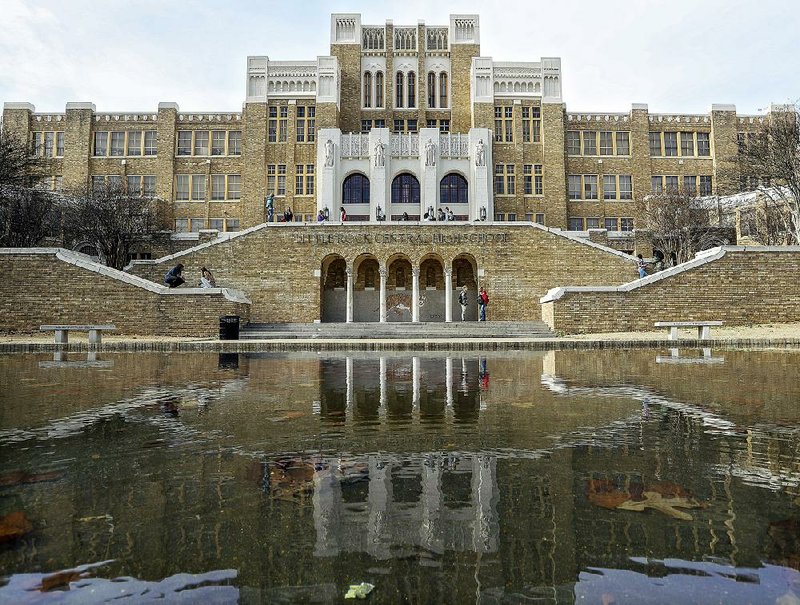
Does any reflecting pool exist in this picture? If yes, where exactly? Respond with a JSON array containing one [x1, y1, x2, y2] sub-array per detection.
[[0, 348, 799, 604]]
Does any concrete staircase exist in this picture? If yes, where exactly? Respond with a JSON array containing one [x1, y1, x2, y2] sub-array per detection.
[[240, 321, 555, 340]]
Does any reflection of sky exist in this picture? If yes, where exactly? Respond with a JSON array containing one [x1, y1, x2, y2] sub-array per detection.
[[575, 560, 800, 605]]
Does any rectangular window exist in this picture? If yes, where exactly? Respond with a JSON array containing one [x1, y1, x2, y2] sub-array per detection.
[[297, 107, 307, 142], [652, 176, 663, 193], [209, 218, 224, 231], [535, 213, 545, 225], [603, 175, 617, 199], [296, 106, 315, 142], [306, 106, 315, 141], [374, 119, 385, 129], [94, 132, 108, 156], [582, 131, 597, 155], [599, 131, 614, 155], [680, 131, 694, 156], [362, 120, 373, 133], [394, 119, 404, 132], [175, 175, 190, 200], [605, 217, 619, 231], [267, 164, 276, 194], [228, 130, 241, 155], [43, 132, 54, 157], [586, 217, 601, 229], [190, 218, 204, 232], [494, 163, 505, 195], [175, 218, 189, 232], [277, 164, 286, 195], [568, 175, 581, 199], [534, 164, 543, 195], [506, 164, 515, 195], [583, 174, 598, 199], [566, 131, 580, 155], [699, 175, 712, 196], [191, 174, 206, 200], [697, 132, 710, 156], [54, 176, 63, 191], [31, 132, 42, 156], [227, 175, 241, 199], [620, 217, 634, 231], [407, 119, 417, 133], [426, 119, 436, 129], [522, 106, 541, 143], [110, 132, 125, 156], [507, 213, 517, 221], [177, 131, 192, 155], [226, 218, 240, 231], [127, 131, 142, 156], [211, 131, 226, 155], [127, 175, 142, 196], [665, 175, 679, 191], [194, 131, 209, 155], [568, 218, 584, 231], [523, 164, 532, 195], [279, 106, 288, 142], [306, 164, 314, 195], [663, 132, 678, 156], [142, 176, 156, 197], [616, 131, 629, 155], [649, 132, 662, 156], [92, 175, 105, 194], [143, 130, 156, 155], [619, 175, 632, 199], [56, 132, 65, 156], [684, 175, 697, 196], [494, 106, 513, 142], [107, 175, 122, 190], [439, 120, 449, 132], [211, 175, 226, 200], [268, 106, 278, 142]]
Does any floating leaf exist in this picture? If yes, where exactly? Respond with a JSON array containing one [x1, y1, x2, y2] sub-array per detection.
[[345, 582, 374, 599], [617, 491, 704, 521], [0, 511, 33, 543]]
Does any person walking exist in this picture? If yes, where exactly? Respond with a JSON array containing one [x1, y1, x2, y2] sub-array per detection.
[[265, 194, 275, 222], [458, 285, 469, 321], [637, 254, 648, 279], [478, 286, 488, 321]]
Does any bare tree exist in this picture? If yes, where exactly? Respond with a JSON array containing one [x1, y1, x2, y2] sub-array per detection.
[[61, 184, 171, 270], [635, 191, 723, 264], [0, 128, 39, 187], [736, 105, 800, 244]]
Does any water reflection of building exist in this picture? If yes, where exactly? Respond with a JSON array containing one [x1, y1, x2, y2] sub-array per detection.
[[318, 355, 486, 424], [312, 453, 498, 558]]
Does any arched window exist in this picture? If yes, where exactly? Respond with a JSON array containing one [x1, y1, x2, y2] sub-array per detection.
[[391, 173, 420, 205], [363, 72, 372, 108], [375, 71, 384, 107], [439, 72, 448, 108], [365, 267, 375, 289], [342, 173, 370, 204], [426, 266, 436, 288], [440, 173, 468, 205], [396, 71, 404, 108], [427, 72, 436, 108], [407, 71, 416, 108], [395, 267, 405, 288]]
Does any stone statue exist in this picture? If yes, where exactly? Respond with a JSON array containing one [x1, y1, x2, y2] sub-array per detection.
[[374, 140, 385, 167], [475, 139, 486, 167], [425, 139, 436, 167], [324, 139, 334, 167]]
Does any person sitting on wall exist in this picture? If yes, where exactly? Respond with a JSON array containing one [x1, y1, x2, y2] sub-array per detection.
[[284, 207, 294, 223], [340, 207, 347, 222], [317, 210, 326, 222], [200, 267, 216, 288], [447, 207, 455, 221], [164, 263, 185, 288], [402, 211, 410, 221], [437, 208, 446, 221]]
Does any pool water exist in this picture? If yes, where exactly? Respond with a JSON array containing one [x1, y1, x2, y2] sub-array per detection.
[[0, 348, 798, 604]]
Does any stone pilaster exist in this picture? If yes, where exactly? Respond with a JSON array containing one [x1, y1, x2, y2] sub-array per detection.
[[155, 102, 178, 204], [241, 102, 268, 227], [63, 102, 95, 191], [541, 102, 567, 229], [710, 104, 739, 195]]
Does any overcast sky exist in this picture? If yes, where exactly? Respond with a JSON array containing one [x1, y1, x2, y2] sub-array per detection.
[[1, 0, 797, 115]]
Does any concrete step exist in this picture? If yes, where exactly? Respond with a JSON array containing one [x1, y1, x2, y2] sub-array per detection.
[[240, 321, 555, 340]]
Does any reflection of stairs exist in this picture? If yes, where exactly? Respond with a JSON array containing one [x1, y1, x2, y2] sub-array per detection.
[[240, 321, 555, 340]]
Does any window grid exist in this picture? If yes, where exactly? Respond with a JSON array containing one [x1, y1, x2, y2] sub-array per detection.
[[268, 106, 288, 142], [522, 106, 541, 143], [175, 130, 240, 155], [494, 106, 513, 142], [295, 164, 315, 195], [568, 175, 598, 199], [296, 106, 316, 142], [523, 164, 543, 195], [126, 175, 156, 197], [494, 164, 515, 195]]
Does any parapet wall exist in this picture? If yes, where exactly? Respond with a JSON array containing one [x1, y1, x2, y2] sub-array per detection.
[[540, 247, 800, 334], [0, 249, 251, 337]]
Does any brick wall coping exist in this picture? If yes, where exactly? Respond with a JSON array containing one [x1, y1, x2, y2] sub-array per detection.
[[130, 222, 635, 266], [0, 248, 251, 304], [540, 245, 800, 303]]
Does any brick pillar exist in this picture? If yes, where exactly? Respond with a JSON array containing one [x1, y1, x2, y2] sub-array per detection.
[[155, 102, 178, 205], [63, 102, 95, 191], [1, 103, 34, 147], [241, 102, 268, 228], [710, 104, 739, 195], [541, 102, 567, 229]]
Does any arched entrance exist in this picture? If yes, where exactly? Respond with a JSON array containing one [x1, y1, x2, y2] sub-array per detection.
[[386, 255, 413, 322], [419, 255, 445, 322], [353, 254, 380, 322], [453, 254, 478, 321], [321, 255, 347, 323]]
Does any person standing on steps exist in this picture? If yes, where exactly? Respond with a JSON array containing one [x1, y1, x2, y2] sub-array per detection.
[[478, 286, 488, 321], [637, 254, 648, 279], [458, 285, 469, 321], [265, 194, 274, 223]]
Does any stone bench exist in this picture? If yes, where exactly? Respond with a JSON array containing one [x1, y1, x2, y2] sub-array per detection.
[[654, 321, 723, 341], [40, 324, 116, 344]]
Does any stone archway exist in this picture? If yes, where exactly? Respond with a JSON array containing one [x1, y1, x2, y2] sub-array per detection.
[[321, 255, 347, 323], [419, 255, 445, 322], [386, 254, 413, 322], [353, 254, 380, 322], [453, 254, 479, 321]]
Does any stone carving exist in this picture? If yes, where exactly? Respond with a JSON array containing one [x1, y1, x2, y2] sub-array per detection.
[[425, 139, 436, 167], [324, 139, 335, 167], [374, 140, 385, 167], [475, 139, 486, 167]]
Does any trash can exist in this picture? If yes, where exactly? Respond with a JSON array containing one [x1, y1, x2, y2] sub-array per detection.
[[219, 315, 240, 340]]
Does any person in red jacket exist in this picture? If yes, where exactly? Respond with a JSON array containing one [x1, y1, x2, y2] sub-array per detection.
[[478, 286, 489, 321]]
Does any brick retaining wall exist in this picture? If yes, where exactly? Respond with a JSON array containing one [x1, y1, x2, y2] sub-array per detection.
[[540, 246, 800, 334], [0, 249, 250, 337]]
